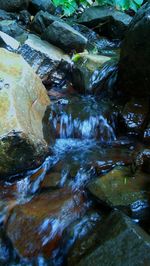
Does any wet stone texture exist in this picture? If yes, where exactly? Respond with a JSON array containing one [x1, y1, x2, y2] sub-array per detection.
[[77, 210, 150, 266]]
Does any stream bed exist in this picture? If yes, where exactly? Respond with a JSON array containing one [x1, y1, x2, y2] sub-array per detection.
[[0, 95, 149, 266]]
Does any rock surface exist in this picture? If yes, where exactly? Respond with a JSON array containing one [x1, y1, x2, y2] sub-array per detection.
[[77, 211, 150, 266], [118, 3, 150, 97], [29, 0, 55, 14], [78, 6, 132, 39], [87, 166, 150, 208], [0, 48, 50, 177], [18, 34, 70, 84], [0, 0, 29, 12]]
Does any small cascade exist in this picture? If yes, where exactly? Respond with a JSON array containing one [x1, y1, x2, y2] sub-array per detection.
[[52, 112, 115, 141], [50, 96, 116, 142]]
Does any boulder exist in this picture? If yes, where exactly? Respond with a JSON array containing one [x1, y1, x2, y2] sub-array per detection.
[[18, 34, 71, 85], [0, 0, 29, 12], [42, 21, 87, 53], [87, 166, 150, 209], [78, 6, 132, 39], [118, 3, 150, 97], [0, 48, 50, 177], [29, 0, 55, 15], [77, 211, 150, 266]]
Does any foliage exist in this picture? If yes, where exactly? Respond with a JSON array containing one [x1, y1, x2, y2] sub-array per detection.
[[52, 0, 144, 16]]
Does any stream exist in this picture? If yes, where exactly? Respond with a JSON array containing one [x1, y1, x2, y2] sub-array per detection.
[[0, 93, 149, 265]]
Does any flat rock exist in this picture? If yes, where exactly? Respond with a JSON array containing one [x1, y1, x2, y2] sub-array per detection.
[[78, 210, 150, 266], [87, 166, 150, 208], [0, 48, 50, 177]]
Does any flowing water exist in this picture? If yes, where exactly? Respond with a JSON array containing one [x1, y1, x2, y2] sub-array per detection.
[[0, 94, 149, 265]]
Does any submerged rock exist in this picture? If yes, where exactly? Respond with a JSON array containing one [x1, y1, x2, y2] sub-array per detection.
[[78, 6, 132, 39], [18, 34, 71, 85], [87, 166, 150, 209], [118, 2, 150, 97], [77, 211, 150, 266], [0, 0, 29, 12], [5, 189, 86, 259], [0, 48, 50, 177]]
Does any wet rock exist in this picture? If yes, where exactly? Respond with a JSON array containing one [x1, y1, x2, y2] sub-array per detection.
[[77, 210, 150, 266], [78, 6, 132, 39], [42, 21, 87, 53], [137, 149, 150, 174], [5, 189, 86, 258], [71, 52, 111, 93], [0, 0, 29, 12], [118, 3, 150, 97], [31, 10, 61, 35], [122, 98, 149, 136], [144, 122, 150, 143], [0, 48, 50, 177], [41, 172, 61, 189], [18, 34, 71, 86], [29, 0, 55, 15], [0, 9, 17, 21], [0, 20, 28, 43], [87, 166, 150, 209]]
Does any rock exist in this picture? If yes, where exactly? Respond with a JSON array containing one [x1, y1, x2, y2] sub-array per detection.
[[0, 48, 50, 177], [5, 189, 86, 258], [0, 20, 28, 43], [144, 122, 150, 143], [87, 166, 150, 209], [42, 21, 87, 53], [29, 0, 55, 15], [77, 211, 150, 266], [0, 0, 29, 12], [137, 149, 150, 174], [71, 52, 117, 94], [78, 6, 132, 39], [31, 10, 62, 35], [0, 9, 17, 21], [18, 34, 71, 86], [0, 31, 20, 50], [122, 98, 149, 137], [118, 3, 150, 97]]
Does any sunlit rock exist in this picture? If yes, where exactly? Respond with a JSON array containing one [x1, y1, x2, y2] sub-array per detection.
[[0, 48, 50, 177]]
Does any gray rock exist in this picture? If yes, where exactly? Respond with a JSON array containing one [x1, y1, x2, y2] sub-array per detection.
[[78, 211, 150, 266], [78, 6, 132, 39], [118, 3, 150, 97], [0, 0, 29, 12], [42, 20, 87, 53], [0, 9, 17, 21], [31, 10, 61, 35], [0, 20, 28, 43], [0, 31, 20, 50], [29, 0, 55, 14]]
